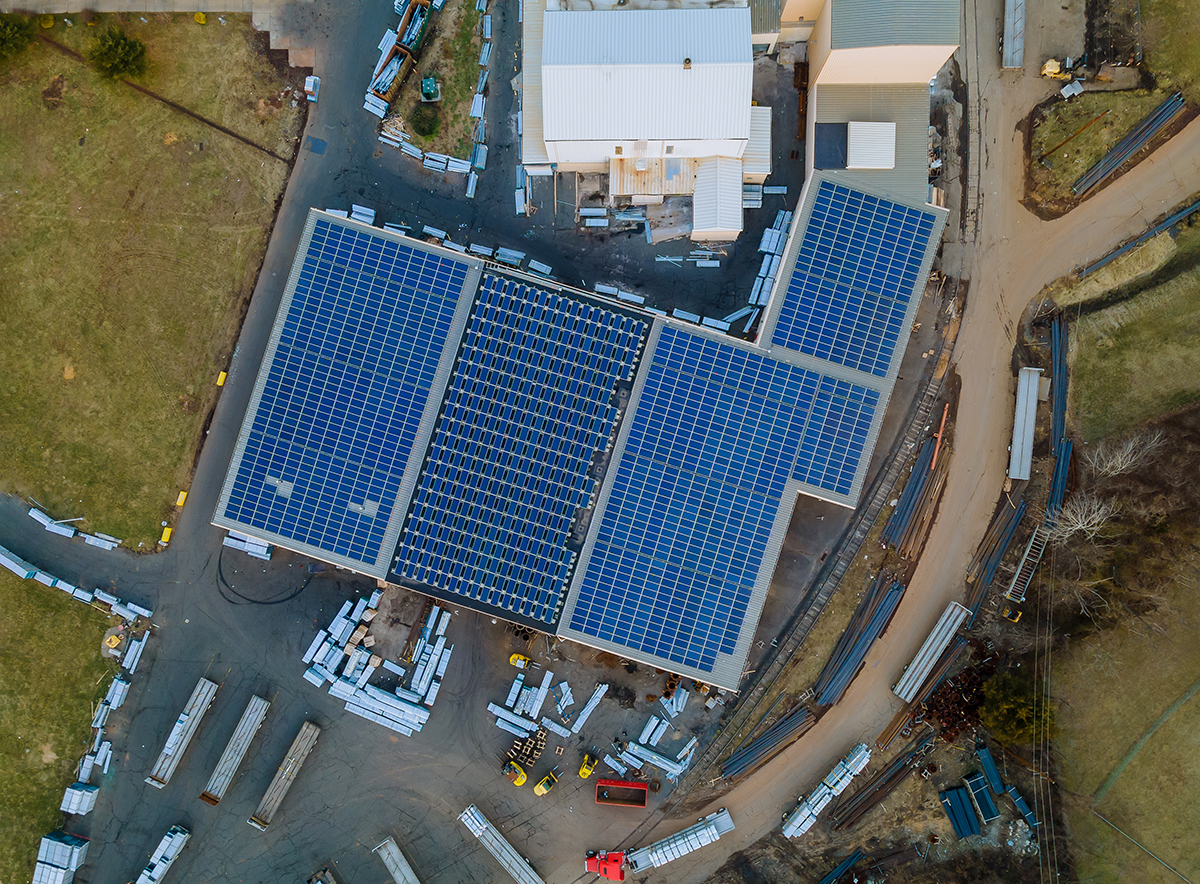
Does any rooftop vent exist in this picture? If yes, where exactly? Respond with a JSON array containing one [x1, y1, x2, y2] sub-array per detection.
[[683, 57, 692, 70]]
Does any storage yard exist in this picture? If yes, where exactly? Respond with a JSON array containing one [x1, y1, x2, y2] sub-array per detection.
[[2, 0, 1199, 878]]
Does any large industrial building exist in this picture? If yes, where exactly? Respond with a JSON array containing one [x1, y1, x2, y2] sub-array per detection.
[[214, 0, 957, 690], [520, 0, 957, 238]]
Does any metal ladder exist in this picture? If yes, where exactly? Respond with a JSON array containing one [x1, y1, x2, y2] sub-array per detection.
[[1005, 524, 1048, 603]]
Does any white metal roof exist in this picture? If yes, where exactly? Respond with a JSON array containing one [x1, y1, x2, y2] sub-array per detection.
[[692, 157, 744, 237], [1008, 366, 1042, 480], [541, 8, 752, 142], [847, 121, 896, 169], [744, 106, 773, 178]]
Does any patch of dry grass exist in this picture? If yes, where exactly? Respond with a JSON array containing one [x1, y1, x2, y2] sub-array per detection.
[[0, 571, 116, 884], [1070, 265, 1200, 440], [1029, 90, 1168, 204], [0, 13, 301, 547], [1053, 549, 1200, 884]]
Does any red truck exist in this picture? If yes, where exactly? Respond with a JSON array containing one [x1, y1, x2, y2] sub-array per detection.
[[594, 779, 648, 808]]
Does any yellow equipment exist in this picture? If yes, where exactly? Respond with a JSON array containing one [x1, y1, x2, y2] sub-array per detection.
[[509, 653, 531, 669], [503, 761, 527, 786], [579, 753, 598, 779], [534, 771, 558, 796], [104, 634, 123, 649]]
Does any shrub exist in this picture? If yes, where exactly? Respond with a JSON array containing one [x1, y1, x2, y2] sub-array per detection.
[[979, 670, 1058, 746], [87, 27, 146, 79], [0, 13, 35, 62], [410, 104, 439, 138]]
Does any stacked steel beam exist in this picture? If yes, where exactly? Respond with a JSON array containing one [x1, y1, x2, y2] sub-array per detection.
[[720, 705, 813, 779], [963, 497, 1026, 617], [828, 733, 934, 831], [1072, 92, 1185, 196], [1051, 317, 1068, 451], [1045, 437, 1073, 524], [881, 438, 934, 548], [814, 577, 906, 706]]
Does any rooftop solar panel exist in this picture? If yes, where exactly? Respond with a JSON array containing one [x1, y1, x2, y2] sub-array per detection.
[[563, 326, 879, 678], [771, 180, 938, 377], [390, 273, 648, 626], [216, 215, 474, 574]]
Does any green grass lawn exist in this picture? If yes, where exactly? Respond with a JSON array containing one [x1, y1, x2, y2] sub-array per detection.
[[1070, 265, 1200, 440], [0, 13, 301, 548], [1143, 0, 1200, 99], [0, 571, 116, 884], [1029, 90, 1169, 205], [1053, 549, 1200, 884]]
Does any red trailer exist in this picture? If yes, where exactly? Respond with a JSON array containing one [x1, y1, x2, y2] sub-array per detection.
[[595, 778, 648, 808]]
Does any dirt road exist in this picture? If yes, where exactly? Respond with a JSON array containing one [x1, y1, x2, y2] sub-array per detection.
[[594, 0, 1200, 879]]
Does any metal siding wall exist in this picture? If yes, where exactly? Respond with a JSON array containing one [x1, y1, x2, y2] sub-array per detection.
[[829, 0, 960, 49], [521, 0, 550, 164]]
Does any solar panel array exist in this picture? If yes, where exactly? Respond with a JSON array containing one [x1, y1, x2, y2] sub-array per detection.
[[221, 218, 469, 569], [771, 180, 938, 377], [392, 274, 648, 625], [568, 327, 879, 671]]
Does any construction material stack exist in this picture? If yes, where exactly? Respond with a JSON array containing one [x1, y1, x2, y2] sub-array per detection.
[[302, 594, 452, 737], [200, 695, 270, 805], [373, 836, 424, 884], [145, 678, 219, 789], [625, 808, 735, 871], [892, 602, 970, 702], [33, 832, 88, 884], [782, 744, 871, 838], [249, 721, 320, 831], [458, 805, 547, 884], [133, 826, 191, 884]]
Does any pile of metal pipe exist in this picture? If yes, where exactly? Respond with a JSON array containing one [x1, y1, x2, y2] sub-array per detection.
[[881, 437, 935, 548], [1072, 91, 1185, 196], [829, 733, 933, 831], [966, 497, 1026, 591], [1045, 437, 1073, 524], [720, 704, 813, 780], [814, 577, 906, 706], [1051, 317, 1068, 451]]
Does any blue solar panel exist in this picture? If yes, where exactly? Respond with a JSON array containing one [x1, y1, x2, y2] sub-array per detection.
[[221, 218, 470, 568], [771, 181, 938, 377], [569, 326, 879, 672], [392, 274, 648, 625]]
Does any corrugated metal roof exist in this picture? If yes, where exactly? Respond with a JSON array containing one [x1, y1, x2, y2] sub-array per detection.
[[831, 0, 961, 49], [521, 0, 550, 164], [542, 9, 752, 143], [1009, 367, 1042, 480], [812, 83, 930, 205], [692, 157, 744, 236], [743, 106, 773, 178], [750, 0, 782, 35], [847, 121, 896, 169]]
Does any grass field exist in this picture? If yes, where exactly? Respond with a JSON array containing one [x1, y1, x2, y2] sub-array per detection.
[[1053, 549, 1200, 884], [0, 571, 116, 884], [1143, 0, 1200, 99], [0, 13, 301, 547], [1029, 90, 1169, 205], [1069, 263, 1200, 440], [397, 0, 481, 159]]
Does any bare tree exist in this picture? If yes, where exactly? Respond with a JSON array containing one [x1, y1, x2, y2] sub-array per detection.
[[1084, 428, 1166, 479], [1047, 492, 1118, 545]]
